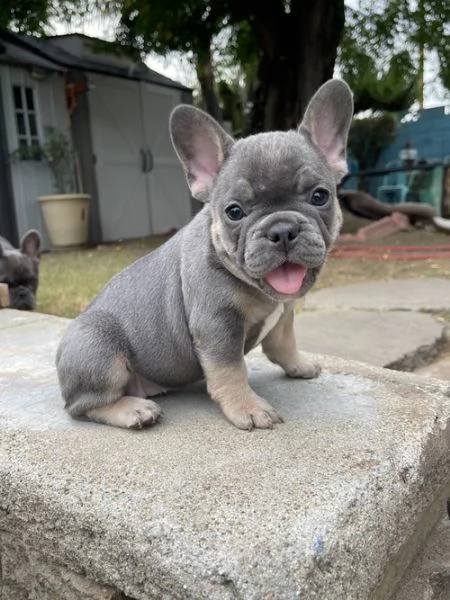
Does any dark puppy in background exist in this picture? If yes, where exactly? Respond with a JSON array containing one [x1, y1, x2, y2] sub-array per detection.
[[0, 230, 41, 310], [57, 79, 353, 430]]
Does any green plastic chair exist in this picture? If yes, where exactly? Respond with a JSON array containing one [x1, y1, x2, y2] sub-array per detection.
[[406, 165, 443, 216]]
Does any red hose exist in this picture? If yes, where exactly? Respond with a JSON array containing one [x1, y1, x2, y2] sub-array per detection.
[[337, 245, 450, 251], [330, 245, 450, 261]]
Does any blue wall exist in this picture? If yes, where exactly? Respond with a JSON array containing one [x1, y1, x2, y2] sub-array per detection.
[[377, 106, 450, 168], [342, 106, 450, 199]]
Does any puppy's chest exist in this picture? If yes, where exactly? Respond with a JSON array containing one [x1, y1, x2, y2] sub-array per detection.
[[245, 304, 284, 350]]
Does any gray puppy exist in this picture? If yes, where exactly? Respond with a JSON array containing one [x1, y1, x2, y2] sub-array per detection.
[[0, 230, 41, 310], [56, 79, 353, 430]]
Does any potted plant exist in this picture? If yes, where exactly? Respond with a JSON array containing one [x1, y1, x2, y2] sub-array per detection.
[[13, 127, 90, 248]]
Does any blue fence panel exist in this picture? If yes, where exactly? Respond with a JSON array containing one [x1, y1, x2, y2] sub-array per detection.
[[377, 107, 450, 168]]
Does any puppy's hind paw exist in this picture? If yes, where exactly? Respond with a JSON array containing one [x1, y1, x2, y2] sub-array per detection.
[[126, 398, 162, 429], [284, 358, 321, 379], [86, 396, 162, 429]]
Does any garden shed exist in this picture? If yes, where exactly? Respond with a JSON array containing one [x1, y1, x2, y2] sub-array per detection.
[[0, 30, 193, 248]]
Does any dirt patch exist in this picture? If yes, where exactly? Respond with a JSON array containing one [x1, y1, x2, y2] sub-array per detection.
[[317, 229, 450, 291]]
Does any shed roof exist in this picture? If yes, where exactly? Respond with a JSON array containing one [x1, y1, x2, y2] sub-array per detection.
[[0, 32, 65, 72], [0, 31, 190, 92]]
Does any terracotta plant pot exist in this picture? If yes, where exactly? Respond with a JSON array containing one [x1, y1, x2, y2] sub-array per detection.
[[37, 194, 90, 248]]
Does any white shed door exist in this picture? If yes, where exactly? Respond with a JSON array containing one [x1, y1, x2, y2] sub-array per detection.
[[1, 66, 68, 248], [88, 74, 150, 241], [141, 83, 191, 234]]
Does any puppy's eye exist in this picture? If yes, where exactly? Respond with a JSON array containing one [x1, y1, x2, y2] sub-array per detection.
[[310, 188, 330, 206], [225, 204, 245, 221]]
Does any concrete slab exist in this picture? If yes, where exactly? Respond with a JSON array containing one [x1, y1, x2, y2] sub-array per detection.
[[393, 514, 450, 600], [305, 278, 450, 312], [415, 354, 450, 380], [1, 311, 450, 600], [291, 310, 444, 370], [0, 308, 61, 330], [398, 348, 450, 599]]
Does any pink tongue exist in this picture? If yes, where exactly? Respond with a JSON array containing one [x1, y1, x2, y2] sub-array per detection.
[[264, 263, 307, 295]]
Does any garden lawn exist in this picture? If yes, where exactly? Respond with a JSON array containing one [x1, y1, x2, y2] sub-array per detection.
[[37, 237, 165, 318], [36, 230, 450, 319]]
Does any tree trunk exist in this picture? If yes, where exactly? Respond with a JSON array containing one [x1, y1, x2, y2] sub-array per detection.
[[248, 0, 345, 132], [195, 45, 222, 122], [417, 0, 425, 109]]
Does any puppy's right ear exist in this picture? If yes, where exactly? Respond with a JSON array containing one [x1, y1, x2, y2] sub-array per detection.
[[170, 105, 234, 202], [20, 229, 41, 259]]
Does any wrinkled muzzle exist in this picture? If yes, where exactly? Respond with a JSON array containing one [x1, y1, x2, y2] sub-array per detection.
[[9, 285, 36, 311], [244, 212, 327, 275], [243, 212, 327, 295]]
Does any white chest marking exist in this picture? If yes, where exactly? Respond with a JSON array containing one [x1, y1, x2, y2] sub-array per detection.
[[254, 304, 284, 346]]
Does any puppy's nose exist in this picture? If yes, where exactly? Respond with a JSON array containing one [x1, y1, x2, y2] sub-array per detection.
[[266, 222, 300, 251]]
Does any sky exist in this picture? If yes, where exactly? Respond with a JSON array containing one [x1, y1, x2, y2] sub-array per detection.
[[51, 1, 449, 110]]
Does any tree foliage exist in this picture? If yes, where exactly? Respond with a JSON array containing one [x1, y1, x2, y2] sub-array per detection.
[[95, 0, 346, 132], [0, 1, 89, 34], [3, 0, 448, 132], [339, 40, 418, 112], [339, 0, 450, 111], [114, 0, 227, 119], [0, 0, 51, 33], [348, 113, 398, 170], [0, 0, 346, 131]]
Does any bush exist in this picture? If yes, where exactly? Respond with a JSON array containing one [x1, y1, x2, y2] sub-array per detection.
[[348, 112, 398, 170]]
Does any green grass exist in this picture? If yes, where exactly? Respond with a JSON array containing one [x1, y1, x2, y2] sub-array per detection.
[[36, 229, 450, 319], [37, 237, 167, 318]]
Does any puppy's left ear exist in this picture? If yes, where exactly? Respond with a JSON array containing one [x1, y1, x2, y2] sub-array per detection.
[[170, 105, 234, 202], [299, 79, 354, 181], [20, 230, 41, 259]]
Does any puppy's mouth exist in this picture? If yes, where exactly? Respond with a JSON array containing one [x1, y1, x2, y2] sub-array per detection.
[[264, 263, 307, 295]]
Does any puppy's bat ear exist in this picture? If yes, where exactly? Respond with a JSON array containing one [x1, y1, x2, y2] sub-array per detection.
[[299, 79, 354, 182], [20, 229, 41, 259], [170, 105, 234, 202]]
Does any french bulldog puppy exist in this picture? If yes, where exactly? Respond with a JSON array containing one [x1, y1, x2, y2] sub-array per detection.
[[56, 79, 353, 430], [0, 230, 41, 310]]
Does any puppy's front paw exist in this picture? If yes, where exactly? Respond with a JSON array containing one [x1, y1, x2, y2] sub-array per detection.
[[284, 358, 321, 379], [222, 395, 283, 431]]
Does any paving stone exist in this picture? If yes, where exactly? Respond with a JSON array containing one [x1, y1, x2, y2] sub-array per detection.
[[1, 311, 450, 599], [305, 278, 450, 312]]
